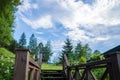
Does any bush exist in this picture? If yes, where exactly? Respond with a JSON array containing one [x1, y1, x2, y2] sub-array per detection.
[[0, 47, 15, 80], [79, 57, 86, 64], [90, 53, 104, 61]]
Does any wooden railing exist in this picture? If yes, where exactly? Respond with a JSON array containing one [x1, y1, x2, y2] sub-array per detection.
[[63, 46, 120, 80], [13, 49, 42, 80]]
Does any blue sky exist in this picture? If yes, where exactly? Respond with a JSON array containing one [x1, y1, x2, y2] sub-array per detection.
[[14, 0, 120, 57]]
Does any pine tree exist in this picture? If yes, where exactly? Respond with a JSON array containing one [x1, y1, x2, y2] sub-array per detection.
[[44, 41, 53, 62], [75, 42, 83, 60], [19, 33, 26, 48], [84, 44, 92, 60], [38, 41, 53, 62], [75, 43, 92, 61], [62, 38, 73, 59], [28, 34, 37, 55]]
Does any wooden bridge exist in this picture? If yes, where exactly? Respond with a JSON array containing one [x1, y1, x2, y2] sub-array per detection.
[[13, 45, 120, 80]]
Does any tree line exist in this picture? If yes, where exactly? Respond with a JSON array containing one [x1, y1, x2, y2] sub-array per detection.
[[59, 38, 104, 65], [8, 34, 104, 64], [8, 32, 53, 63]]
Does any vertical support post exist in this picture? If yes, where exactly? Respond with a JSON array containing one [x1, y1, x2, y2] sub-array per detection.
[[14, 49, 30, 80], [36, 70, 40, 80], [38, 53, 42, 79], [67, 67, 72, 80], [105, 52, 120, 80], [86, 68, 91, 80], [74, 67, 80, 80], [30, 69, 35, 80], [63, 55, 65, 71]]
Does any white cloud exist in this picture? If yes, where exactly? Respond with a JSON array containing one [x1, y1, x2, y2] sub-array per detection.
[[51, 40, 65, 53], [36, 32, 44, 35], [58, 0, 120, 28], [55, 0, 120, 43], [21, 15, 54, 29], [18, 0, 38, 12]]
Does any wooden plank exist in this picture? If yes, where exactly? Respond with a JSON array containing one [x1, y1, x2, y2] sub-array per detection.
[[63, 54, 70, 66], [29, 65, 39, 70], [30, 69, 35, 80], [29, 58, 40, 69], [36, 70, 40, 80], [73, 67, 81, 80], [101, 68, 108, 80]]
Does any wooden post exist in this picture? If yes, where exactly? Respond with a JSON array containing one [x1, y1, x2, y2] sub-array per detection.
[[67, 67, 72, 80], [105, 52, 120, 80], [36, 70, 40, 80], [38, 53, 42, 79], [14, 49, 30, 80], [30, 69, 35, 80]]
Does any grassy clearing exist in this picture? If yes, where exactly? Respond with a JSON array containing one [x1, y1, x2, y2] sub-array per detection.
[[41, 63, 62, 70]]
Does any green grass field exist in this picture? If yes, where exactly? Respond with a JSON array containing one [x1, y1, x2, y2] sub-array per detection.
[[41, 63, 62, 70]]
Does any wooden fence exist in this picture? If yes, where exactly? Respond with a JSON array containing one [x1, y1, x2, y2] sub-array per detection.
[[63, 46, 120, 80], [13, 49, 42, 80]]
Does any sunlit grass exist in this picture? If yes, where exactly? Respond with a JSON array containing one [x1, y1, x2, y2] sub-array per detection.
[[41, 63, 62, 70]]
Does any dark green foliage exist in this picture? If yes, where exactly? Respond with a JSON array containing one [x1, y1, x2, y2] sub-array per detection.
[[28, 34, 38, 60], [43, 41, 53, 62], [62, 38, 73, 59], [0, 0, 20, 47], [38, 41, 53, 62], [28, 34, 37, 54], [59, 38, 73, 64], [73, 42, 92, 64], [8, 39, 19, 53], [19, 32, 26, 48]]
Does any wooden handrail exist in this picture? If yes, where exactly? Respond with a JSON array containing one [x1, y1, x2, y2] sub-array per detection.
[[63, 51, 120, 80], [13, 49, 42, 80]]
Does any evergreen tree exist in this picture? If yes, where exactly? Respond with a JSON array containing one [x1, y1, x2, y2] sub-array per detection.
[[75, 42, 83, 58], [84, 44, 92, 60], [62, 38, 73, 59], [38, 41, 53, 62], [93, 50, 101, 54], [44, 41, 53, 62], [28, 34, 37, 55], [19, 33, 26, 48], [75, 43, 92, 62], [0, 0, 20, 47]]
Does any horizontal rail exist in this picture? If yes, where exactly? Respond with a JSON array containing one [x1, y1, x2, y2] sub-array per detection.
[[29, 58, 40, 69], [69, 58, 110, 69]]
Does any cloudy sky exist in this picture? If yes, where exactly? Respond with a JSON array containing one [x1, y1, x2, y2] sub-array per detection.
[[14, 0, 120, 55]]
